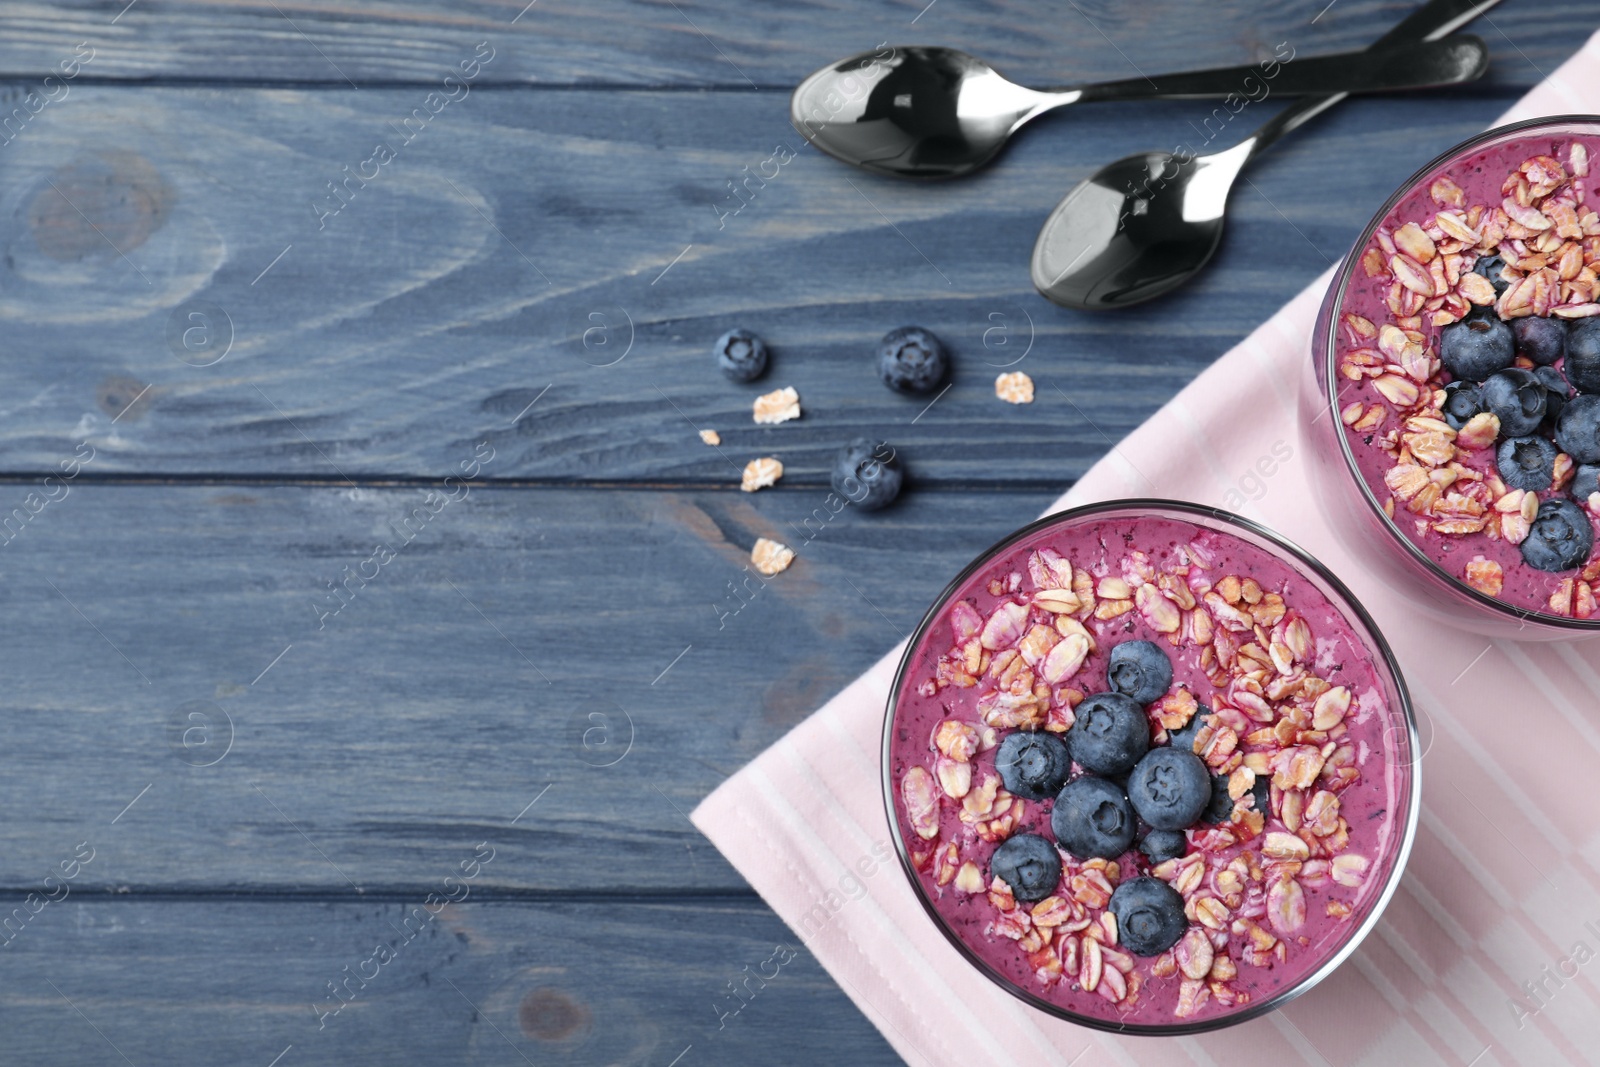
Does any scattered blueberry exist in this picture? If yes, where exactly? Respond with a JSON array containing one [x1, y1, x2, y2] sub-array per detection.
[[989, 833, 1062, 903], [1107, 640, 1174, 705], [830, 438, 903, 511], [1496, 435, 1558, 492], [1166, 707, 1209, 755], [1520, 498, 1595, 572], [714, 328, 769, 382], [1442, 381, 1486, 430], [995, 731, 1072, 801], [1536, 365, 1570, 426], [1067, 692, 1150, 777], [1479, 369, 1547, 438], [1556, 394, 1600, 464], [1567, 317, 1600, 394], [1471, 254, 1511, 293], [1126, 747, 1212, 830], [1571, 464, 1600, 503], [1439, 314, 1514, 382], [876, 326, 949, 395], [1513, 316, 1567, 366], [1137, 829, 1188, 863], [1108, 876, 1188, 956], [1051, 776, 1137, 860]]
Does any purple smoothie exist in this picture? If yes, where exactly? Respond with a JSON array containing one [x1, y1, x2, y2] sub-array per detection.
[[887, 510, 1409, 1027], [1334, 131, 1600, 620]]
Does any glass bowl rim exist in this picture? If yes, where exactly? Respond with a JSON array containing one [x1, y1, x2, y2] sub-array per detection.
[[880, 497, 1421, 1036], [1317, 113, 1600, 631]]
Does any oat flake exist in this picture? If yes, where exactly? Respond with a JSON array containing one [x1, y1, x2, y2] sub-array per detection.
[[995, 371, 1034, 404], [753, 386, 801, 424], [741, 456, 783, 492], [751, 537, 794, 576]]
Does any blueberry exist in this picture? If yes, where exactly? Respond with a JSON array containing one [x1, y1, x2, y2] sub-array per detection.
[[1201, 774, 1235, 824], [1167, 707, 1210, 755], [1471, 254, 1512, 293], [1514, 316, 1567, 366], [1250, 775, 1270, 816], [1440, 314, 1514, 383], [989, 832, 1062, 903], [876, 326, 949, 395], [1567, 318, 1600, 394], [1107, 640, 1173, 705], [1536, 365, 1570, 426], [1521, 499, 1595, 572], [1556, 394, 1600, 464], [1496, 435, 1558, 492], [1479, 369, 1547, 438], [1137, 829, 1187, 863], [1572, 464, 1600, 503], [1051, 776, 1137, 860], [1108, 876, 1188, 956], [995, 731, 1072, 801], [1067, 692, 1150, 777], [1126, 747, 1212, 830], [1442, 381, 1487, 430], [830, 438, 903, 511], [714, 328, 769, 382]]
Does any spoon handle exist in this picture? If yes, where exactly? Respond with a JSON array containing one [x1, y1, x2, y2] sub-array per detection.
[[1240, 0, 1505, 162], [1067, 36, 1485, 105]]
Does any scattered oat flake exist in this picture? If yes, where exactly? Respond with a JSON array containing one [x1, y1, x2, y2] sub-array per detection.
[[741, 456, 783, 492], [753, 386, 801, 425], [995, 371, 1034, 404], [750, 537, 795, 576], [699, 429, 721, 446]]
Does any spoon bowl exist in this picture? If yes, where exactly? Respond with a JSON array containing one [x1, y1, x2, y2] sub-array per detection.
[[1030, 147, 1242, 309], [790, 47, 1047, 180]]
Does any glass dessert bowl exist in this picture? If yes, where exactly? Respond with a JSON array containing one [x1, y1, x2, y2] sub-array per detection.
[[1303, 115, 1600, 638], [882, 500, 1418, 1035]]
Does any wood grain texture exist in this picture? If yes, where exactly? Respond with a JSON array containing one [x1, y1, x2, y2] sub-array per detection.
[[0, 0, 1579, 87], [0, 895, 898, 1065], [0, 482, 1055, 891], [0, 85, 1539, 482]]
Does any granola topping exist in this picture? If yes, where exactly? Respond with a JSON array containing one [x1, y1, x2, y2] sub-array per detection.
[[889, 514, 1397, 1024], [1335, 132, 1600, 617]]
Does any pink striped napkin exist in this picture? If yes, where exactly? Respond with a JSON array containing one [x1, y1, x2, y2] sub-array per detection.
[[694, 32, 1600, 1066]]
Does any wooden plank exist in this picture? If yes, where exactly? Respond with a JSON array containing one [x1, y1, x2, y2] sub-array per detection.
[[0, 482, 1056, 891], [0, 0, 1577, 87], [0, 894, 899, 1065], [0, 85, 1524, 482]]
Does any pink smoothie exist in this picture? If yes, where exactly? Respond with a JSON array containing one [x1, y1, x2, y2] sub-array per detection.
[[1334, 131, 1600, 619], [887, 511, 1408, 1027]]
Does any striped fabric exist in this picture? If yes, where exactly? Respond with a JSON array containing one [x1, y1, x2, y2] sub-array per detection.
[[693, 31, 1600, 1067]]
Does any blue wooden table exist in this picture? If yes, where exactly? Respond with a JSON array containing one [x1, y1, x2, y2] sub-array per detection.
[[0, 2, 1586, 1062]]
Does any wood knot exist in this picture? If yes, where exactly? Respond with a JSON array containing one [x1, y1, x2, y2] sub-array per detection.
[[28, 152, 173, 262], [97, 374, 150, 421], [517, 987, 590, 1041]]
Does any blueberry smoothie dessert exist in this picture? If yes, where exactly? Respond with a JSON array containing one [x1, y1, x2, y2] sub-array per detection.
[[1333, 131, 1600, 620], [886, 508, 1410, 1027]]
